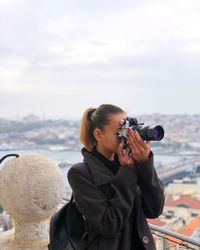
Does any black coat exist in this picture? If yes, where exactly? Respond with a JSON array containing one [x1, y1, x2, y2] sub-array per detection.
[[67, 148, 165, 250]]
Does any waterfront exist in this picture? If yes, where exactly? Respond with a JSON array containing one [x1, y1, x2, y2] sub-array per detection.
[[0, 148, 184, 165], [0, 149, 187, 193]]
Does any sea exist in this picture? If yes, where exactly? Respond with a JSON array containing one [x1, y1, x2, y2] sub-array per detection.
[[0, 149, 186, 194]]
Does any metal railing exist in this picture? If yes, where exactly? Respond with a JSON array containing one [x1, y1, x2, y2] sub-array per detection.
[[149, 224, 200, 250]]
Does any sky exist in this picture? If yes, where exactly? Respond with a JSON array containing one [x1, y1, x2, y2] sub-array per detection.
[[0, 0, 200, 119]]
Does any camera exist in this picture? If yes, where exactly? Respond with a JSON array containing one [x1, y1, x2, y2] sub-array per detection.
[[118, 117, 164, 148]]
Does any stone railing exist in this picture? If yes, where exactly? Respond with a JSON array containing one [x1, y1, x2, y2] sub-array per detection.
[[0, 153, 65, 250], [149, 223, 200, 250]]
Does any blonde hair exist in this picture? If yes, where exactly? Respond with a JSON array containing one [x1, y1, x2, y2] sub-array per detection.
[[80, 107, 96, 152], [80, 104, 125, 151]]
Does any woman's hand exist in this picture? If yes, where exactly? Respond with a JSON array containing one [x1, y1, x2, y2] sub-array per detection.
[[117, 141, 134, 168], [127, 128, 151, 162]]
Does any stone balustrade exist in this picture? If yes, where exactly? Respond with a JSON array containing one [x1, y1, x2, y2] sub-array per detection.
[[0, 153, 65, 250]]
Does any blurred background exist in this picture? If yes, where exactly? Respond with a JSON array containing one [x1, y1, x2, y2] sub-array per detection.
[[0, 0, 200, 247]]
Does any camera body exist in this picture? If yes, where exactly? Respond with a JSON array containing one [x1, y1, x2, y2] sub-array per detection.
[[118, 117, 164, 148]]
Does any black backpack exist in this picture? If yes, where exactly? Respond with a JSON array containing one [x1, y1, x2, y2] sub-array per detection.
[[48, 194, 85, 250]]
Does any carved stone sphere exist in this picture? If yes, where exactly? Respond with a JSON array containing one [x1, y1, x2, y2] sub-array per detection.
[[0, 153, 65, 222]]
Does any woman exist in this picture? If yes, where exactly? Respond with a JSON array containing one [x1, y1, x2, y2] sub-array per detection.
[[68, 104, 165, 250]]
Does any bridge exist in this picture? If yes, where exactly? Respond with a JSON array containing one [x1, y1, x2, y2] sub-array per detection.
[[157, 156, 200, 185]]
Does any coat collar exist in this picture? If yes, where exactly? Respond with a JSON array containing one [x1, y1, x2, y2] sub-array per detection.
[[81, 148, 116, 186]]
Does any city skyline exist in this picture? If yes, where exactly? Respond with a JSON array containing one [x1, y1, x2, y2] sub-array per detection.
[[0, 0, 200, 119]]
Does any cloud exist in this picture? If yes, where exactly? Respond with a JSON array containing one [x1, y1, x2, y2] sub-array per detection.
[[0, 0, 200, 118], [0, 0, 15, 6]]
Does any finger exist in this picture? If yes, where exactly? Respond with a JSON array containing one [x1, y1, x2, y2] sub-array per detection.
[[128, 129, 142, 144], [117, 141, 123, 153], [134, 130, 146, 146], [127, 135, 137, 153], [141, 139, 151, 151], [128, 131, 149, 159], [124, 145, 131, 158], [127, 129, 140, 150], [145, 141, 151, 152], [129, 129, 149, 151], [127, 136, 140, 157], [117, 141, 124, 160]]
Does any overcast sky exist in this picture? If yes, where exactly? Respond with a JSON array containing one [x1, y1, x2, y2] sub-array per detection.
[[0, 0, 200, 119]]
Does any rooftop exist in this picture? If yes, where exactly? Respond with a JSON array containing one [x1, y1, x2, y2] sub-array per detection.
[[165, 195, 200, 210]]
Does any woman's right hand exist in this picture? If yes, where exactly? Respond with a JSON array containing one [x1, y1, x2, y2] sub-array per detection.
[[117, 141, 134, 168]]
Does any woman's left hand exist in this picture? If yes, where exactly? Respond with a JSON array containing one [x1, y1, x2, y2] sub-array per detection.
[[127, 128, 151, 162], [117, 141, 135, 168]]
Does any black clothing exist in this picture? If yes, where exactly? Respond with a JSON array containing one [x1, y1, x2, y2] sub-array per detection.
[[91, 147, 144, 249], [91, 147, 120, 175], [68, 148, 165, 250]]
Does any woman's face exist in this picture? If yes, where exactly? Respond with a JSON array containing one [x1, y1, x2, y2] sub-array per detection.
[[96, 112, 127, 154]]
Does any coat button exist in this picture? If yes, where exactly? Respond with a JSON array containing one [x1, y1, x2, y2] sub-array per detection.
[[143, 235, 149, 244]]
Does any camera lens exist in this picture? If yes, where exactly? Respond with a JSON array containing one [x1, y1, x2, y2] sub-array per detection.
[[140, 125, 164, 141], [153, 126, 164, 140]]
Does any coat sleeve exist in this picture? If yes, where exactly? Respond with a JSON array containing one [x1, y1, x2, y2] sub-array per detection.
[[67, 164, 138, 238], [135, 151, 165, 219]]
